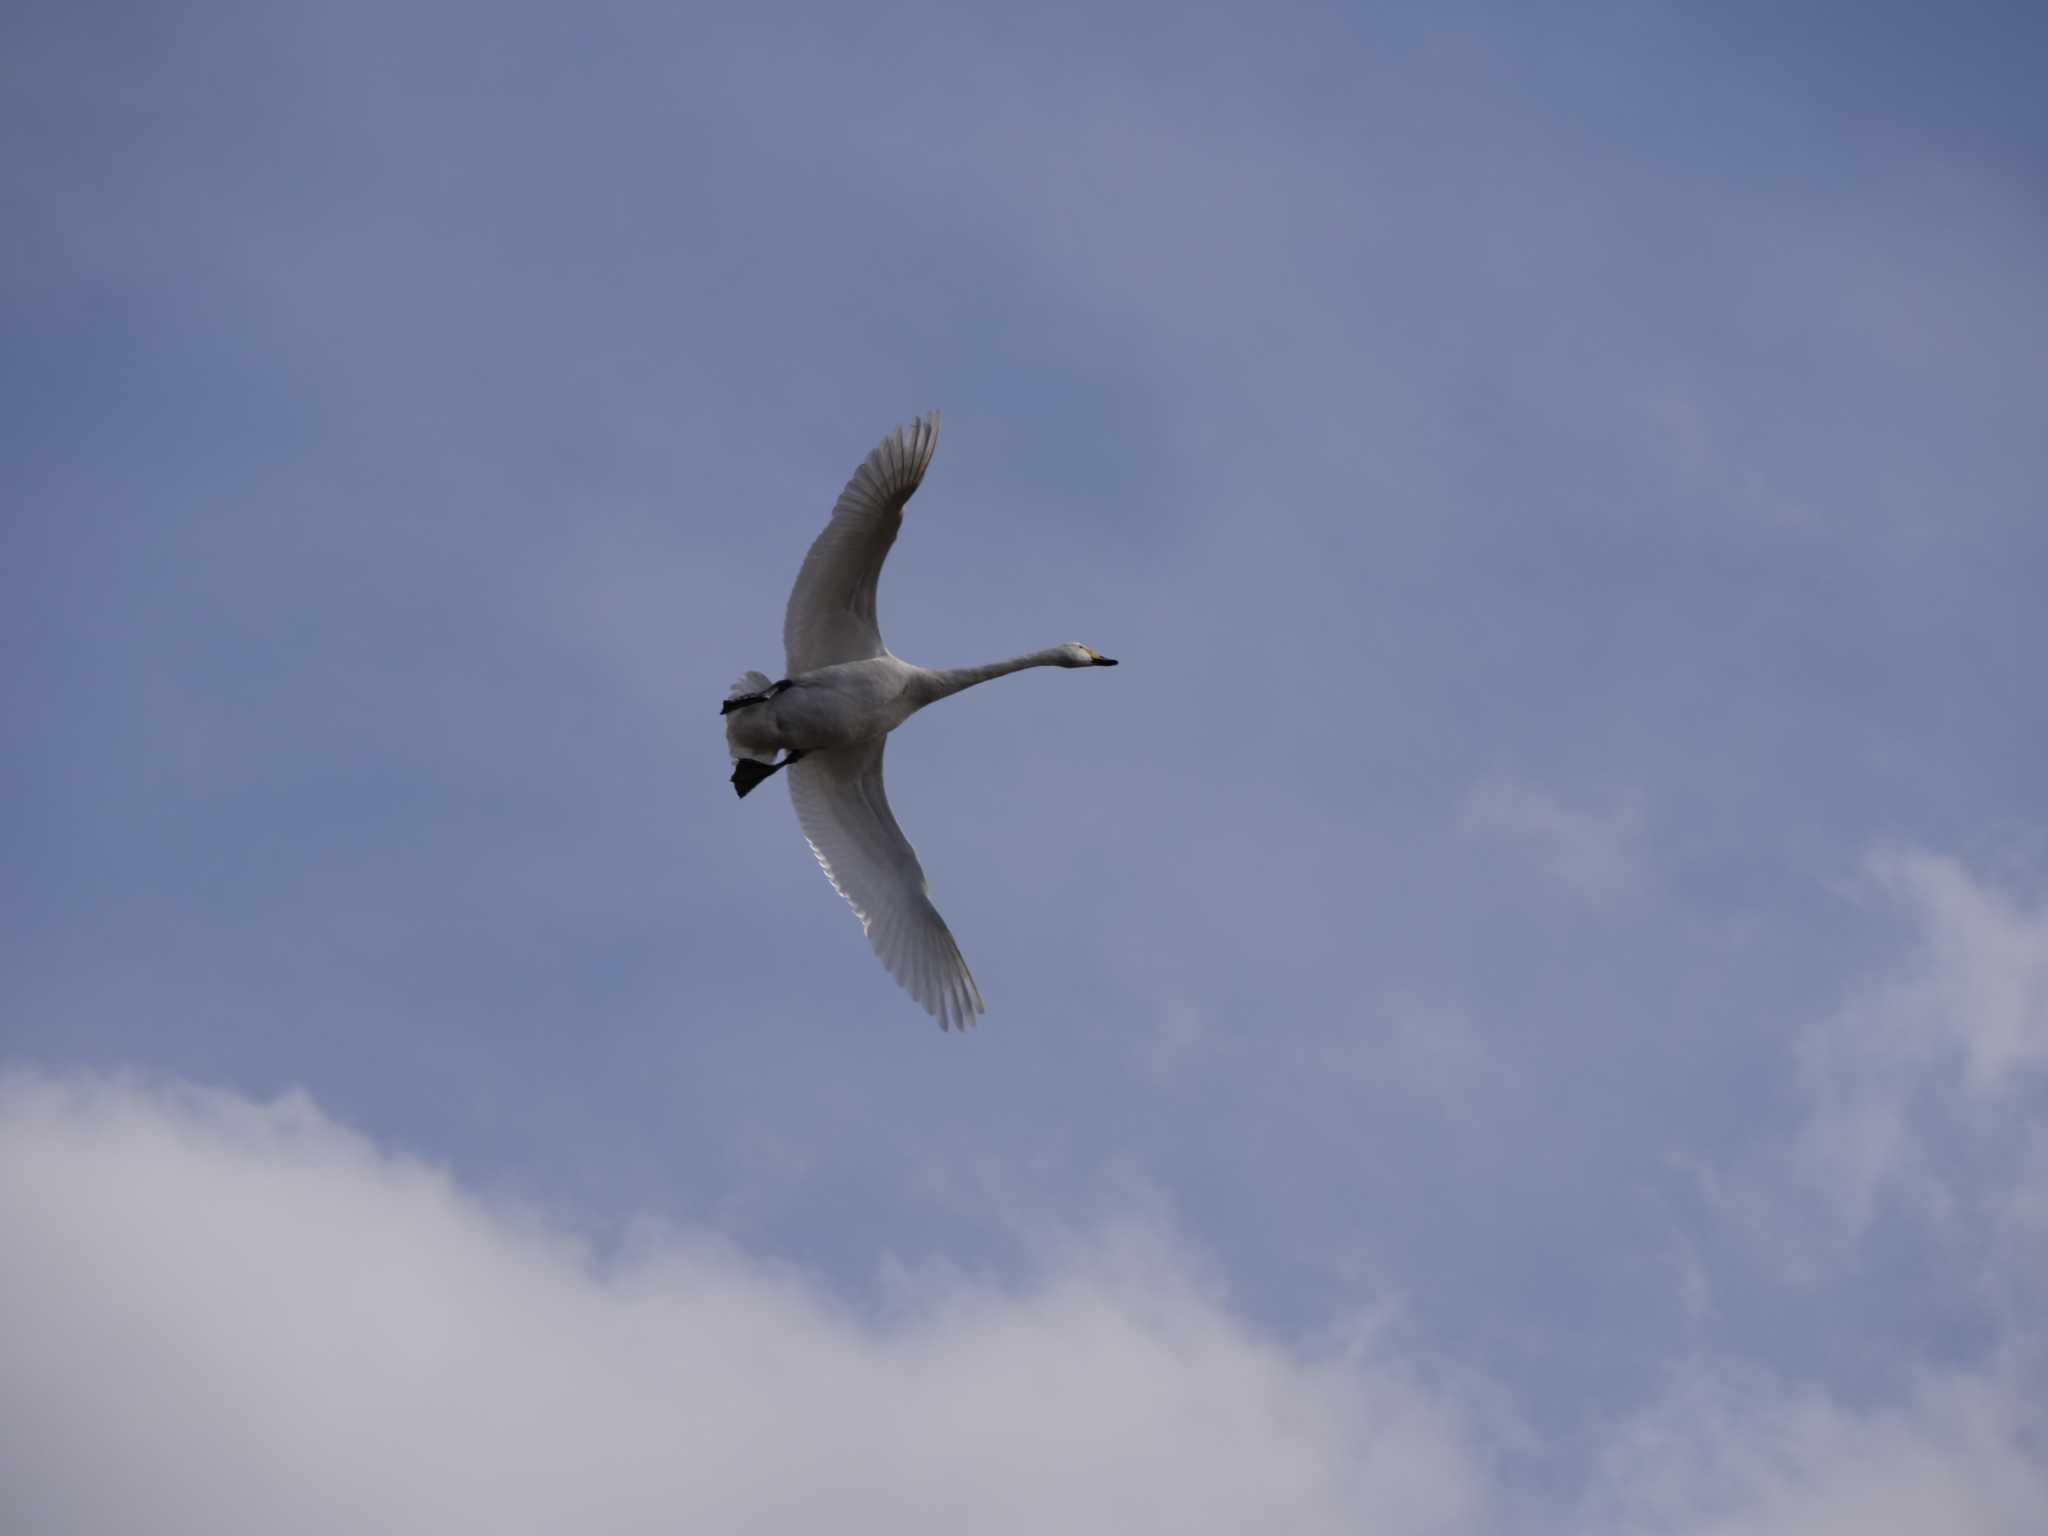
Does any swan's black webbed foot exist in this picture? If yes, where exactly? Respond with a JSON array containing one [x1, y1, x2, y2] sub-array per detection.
[[730, 749, 807, 798], [731, 759, 776, 797]]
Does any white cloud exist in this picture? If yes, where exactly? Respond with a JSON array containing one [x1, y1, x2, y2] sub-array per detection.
[[1687, 849, 2048, 1278], [1861, 849, 2048, 1093], [0, 1073, 1482, 1536], [1609, 847, 2048, 1534]]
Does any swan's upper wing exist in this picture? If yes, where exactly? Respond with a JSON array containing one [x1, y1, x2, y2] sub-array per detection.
[[783, 413, 940, 676], [787, 737, 985, 1031]]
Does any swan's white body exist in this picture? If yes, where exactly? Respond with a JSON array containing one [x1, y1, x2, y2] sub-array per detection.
[[724, 413, 1115, 1030]]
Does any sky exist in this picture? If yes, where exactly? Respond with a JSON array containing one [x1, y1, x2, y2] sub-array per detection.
[[4, 1, 2046, 1529]]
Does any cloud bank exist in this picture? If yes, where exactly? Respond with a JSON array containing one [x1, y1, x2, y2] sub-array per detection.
[[0, 1074, 1478, 1535], [7, 846, 2046, 1533]]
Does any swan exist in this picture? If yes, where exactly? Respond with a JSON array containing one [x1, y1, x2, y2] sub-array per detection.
[[722, 412, 1117, 1030]]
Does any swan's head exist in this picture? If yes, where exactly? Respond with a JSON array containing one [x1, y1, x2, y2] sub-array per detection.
[[1058, 643, 1118, 668]]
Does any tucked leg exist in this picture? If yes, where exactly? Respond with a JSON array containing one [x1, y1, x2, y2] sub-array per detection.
[[730, 749, 806, 798], [719, 679, 793, 716]]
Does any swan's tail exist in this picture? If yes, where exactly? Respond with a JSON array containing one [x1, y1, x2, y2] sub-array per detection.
[[724, 670, 778, 766]]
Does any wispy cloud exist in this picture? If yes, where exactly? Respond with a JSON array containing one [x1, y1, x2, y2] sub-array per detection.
[[1756, 849, 2048, 1260], [1859, 849, 2048, 1093], [1458, 773, 1651, 909], [1587, 1361, 2048, 1536], [1622, 848, 2048, 1534]]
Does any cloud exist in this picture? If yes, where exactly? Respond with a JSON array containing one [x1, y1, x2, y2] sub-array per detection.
[[1746, 849, 2048, 1263], [0, 1073, 1482, 1536], [1609, 849, 2048, 1536], [1458, 774, 1651, 908], [1587, 1362, 2048, 1536], [6, 843, 2048, 1533], [1859, 849, 2048, 1093]]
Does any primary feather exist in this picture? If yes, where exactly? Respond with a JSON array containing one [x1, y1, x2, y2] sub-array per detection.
[[783, 414, 940, 676], [788, 738, 984, 1032]]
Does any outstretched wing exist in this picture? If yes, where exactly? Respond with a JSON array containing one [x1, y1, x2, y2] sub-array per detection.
[[786, 737, 985, 1031], [783, 413, 940, 676]]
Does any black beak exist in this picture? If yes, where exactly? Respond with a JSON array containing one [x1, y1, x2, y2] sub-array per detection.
[[1091, 656, 1119, 666]]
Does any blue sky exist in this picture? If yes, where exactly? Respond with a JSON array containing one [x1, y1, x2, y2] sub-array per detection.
[[5, 2, 2046, 1529]]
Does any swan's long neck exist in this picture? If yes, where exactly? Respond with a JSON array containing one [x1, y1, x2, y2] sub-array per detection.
[[917, 648, 1069, 704]]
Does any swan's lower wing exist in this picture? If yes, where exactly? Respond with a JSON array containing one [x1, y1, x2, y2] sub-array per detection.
[[782, 413, 940, 676], [786, 739, 985, 1031]]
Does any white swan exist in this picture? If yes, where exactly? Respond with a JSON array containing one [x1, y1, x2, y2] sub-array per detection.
[[722, 412, 1117, 1030]]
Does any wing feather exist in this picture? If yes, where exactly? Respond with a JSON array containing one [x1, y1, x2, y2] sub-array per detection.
[[782, 414, 941, 675], [786, 739, 985, 1031]]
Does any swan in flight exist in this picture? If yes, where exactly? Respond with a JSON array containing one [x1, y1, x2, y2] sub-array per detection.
[[722, 412, 1117, 1030]]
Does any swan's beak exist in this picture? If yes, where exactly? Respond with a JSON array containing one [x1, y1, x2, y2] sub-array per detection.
[[1090, 655, 1118, 666]]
